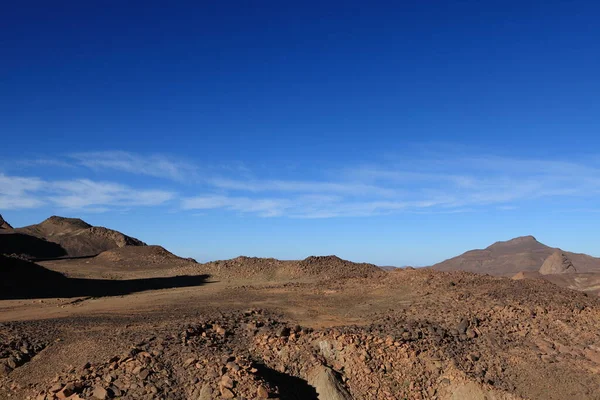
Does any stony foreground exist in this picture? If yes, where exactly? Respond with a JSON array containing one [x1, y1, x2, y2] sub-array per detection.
[[2, 268, 600, 399]]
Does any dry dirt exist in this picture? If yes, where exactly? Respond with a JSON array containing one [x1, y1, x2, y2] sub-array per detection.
[[3, 216, 600, 400], [2, 253, 600, 400]]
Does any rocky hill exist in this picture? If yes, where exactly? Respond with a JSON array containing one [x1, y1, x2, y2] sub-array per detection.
[[432, 236, 600, 276], [15, 216, 146, 257], [0, 214, 13, 230], [193, 255, 384, 281]]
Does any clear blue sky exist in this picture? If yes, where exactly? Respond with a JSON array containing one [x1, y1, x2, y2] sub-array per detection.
[[2, 1, 599, 265]]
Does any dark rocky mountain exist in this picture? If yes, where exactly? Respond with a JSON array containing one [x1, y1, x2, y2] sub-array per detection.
[[0, 214, 13, 230], [5, 216, 145, 258]]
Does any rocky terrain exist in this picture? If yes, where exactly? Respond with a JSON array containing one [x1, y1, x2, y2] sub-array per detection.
[[15, 216, 145, 258], [2, 216, 600, 399], [191, 255, 384, 282]]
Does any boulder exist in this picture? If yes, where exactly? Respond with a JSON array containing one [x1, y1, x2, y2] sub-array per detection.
[[308, 366, 351, 400]]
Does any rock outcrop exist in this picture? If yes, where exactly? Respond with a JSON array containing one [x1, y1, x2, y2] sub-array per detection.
[[308, 366, 352, 400], [539, 251, 577, 275]]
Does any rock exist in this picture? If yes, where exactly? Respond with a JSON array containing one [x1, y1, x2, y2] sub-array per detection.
[[214, 325, 227, 336], [220, 387, 235, 398], [308, 366, 351, 400], [540, 251, 577, 275], [457, 319, 469, 334], [92, 386, 108, 399], [198, 384, 213, 400], [6, 357, 18, 369], [220, 374, 234, 388], [56, 384, 75, 399], [277, 326, 291, 337], [226, 361, 240, 372], [49, 383, 63, 393], [0, 362, 12, 377], [138, 368, 150, 380], [183, 357, 197, 367], [257, 385, 269, 398]]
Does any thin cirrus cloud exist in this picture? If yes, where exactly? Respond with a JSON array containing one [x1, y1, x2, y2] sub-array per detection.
[[69, 151, 198, 181], [7, 151, 600, 217], [182, 156, 600, 218], [0, 173, 175, 211], [207, 178, 400, 197], [0, 173, 45, 209]]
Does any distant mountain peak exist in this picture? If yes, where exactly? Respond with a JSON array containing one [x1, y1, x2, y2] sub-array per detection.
[[486, 235, 545, 250], [41, 215, 92, 229]]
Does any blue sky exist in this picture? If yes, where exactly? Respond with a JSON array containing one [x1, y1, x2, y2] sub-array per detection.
[[1, 1, 599, 265]]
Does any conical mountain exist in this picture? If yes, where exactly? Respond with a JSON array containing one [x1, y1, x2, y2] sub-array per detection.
[[431, 236, 552, 276]]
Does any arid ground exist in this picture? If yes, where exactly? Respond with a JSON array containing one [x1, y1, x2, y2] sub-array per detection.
[[2, 216, 600, 400]]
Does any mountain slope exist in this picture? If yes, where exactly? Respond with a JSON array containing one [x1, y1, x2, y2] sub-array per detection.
[[432, 236, 600, 276], [0, 214, 13, 230], [16, 216, 146, 257]]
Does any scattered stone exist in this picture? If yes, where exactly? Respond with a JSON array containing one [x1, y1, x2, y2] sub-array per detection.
[[257, 385, 269, 398], [220, 374, 234, 388], [92, 385, 108, 400]]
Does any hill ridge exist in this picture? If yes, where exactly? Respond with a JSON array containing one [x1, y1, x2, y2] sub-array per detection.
[[15, 215, 146, 258], [432, 235, 600, 276]]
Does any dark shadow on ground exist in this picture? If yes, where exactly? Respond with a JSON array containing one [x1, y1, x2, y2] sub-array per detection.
[[0, 232, 67, 258], [0, 255, 211, 300], [254, 363, 318, 400], [30, 254, 97, 262]]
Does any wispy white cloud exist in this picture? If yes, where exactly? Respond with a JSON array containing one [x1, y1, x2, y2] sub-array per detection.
[[8, 150, 600, 218], [182, 195, 447, 218], [49, 179, 174, 209], [208, 178, 399, 197], [182, 195, 292, 217], [69, 151, 198, 181], [182, 154, 600, 218], [0, 173, 174, 211], [0, 174, 46, 209]]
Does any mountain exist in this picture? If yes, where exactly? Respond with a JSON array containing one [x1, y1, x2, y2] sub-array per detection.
[[431, 235, 600, 276], [0, 214, 13, 230], [14, 216, 146, 257]]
